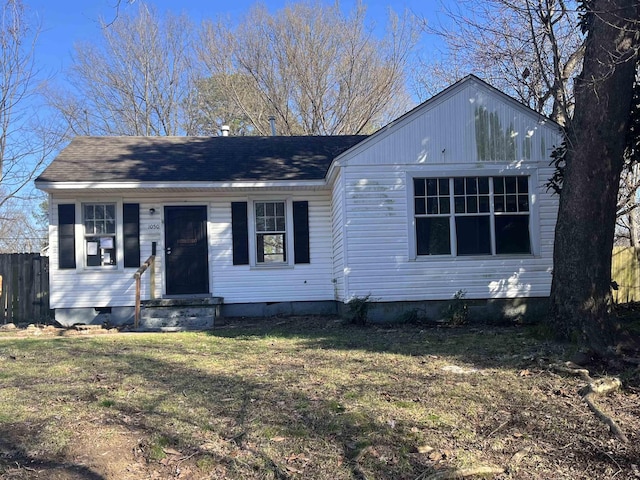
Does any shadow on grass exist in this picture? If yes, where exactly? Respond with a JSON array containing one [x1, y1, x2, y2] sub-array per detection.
[[0, 434, 106, 480], [208, 315, 567, 370], [1, 319, 637, 479], [98, 351, 433, 478]]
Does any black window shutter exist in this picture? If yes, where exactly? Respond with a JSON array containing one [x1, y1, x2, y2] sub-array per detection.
[[231, 202, 249, 265], [293, 201, 310, 264], [123, 203, 140, 268], [58, 204, 76, 269]]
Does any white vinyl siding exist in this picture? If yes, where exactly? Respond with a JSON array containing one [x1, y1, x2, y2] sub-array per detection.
[[331, 171, 346, 301], [337, 77, 561, 302], [48, 191, 335, 310], [339, 165, 557, 302], [210, 191, 334, 303]]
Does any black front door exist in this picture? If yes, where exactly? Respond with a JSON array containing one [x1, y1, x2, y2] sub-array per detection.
[[164, 206, 209, 295]]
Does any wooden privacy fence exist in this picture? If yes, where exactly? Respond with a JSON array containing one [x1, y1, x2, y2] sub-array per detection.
[[611, 246, 640, 304], [0, 253, 50, 324]]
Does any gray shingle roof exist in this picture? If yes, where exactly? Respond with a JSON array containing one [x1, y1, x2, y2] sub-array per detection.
[[35, 135, 368, 184]]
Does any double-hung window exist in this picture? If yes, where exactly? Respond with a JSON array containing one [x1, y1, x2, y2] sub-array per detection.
[[255, 201, 287, 264], [414, 176, 531, 256], [83, 203, 117, 266]]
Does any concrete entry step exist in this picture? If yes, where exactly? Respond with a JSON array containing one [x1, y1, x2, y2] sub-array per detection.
[[138, 297, 223, 331]]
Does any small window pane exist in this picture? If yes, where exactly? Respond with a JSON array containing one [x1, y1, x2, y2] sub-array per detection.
[[85, 221, 95, 235], [518, 195, 529, 212], [456, 216, 491, 255], [454, 197, 466, 213], [276, 218, 286, 231], [87, 243, 101, 266], [256, 217, 266, 231], [438, 178, 449, 195], [105, 219, 116, 234], [495, 215, 531, 254], [266, 218, 275, 231], [416, 217, 451, 255], [266, 203, 274, 216], [256, 202, 265, 216], [84, 205, 94, 220], [466, 177, 477, 194], [439, 197, 450, 214], [95, 205, 104, 219], [427, 197, 438, 214], [426, 179, 437, 196], [506, 195, 517, 212], [478, 177, 489, 194], [275, 202, 284, 216], [415, 198, 426, 215], [479, 196, 490, 213], [495, 196, 505, 213], [105, 205, 115, 220], [517, 176, 528, 193], [414, 178, 425, 196], [494, 177, 505, 194], [466, 196, 478, 213], [95, 223, 105, 234], [505, 177, 517, 193], [454, 178, 464, 195]]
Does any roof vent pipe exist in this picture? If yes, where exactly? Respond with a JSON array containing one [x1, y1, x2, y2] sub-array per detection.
[[268, 116, 276, 136], [221, 125, 230, 137]]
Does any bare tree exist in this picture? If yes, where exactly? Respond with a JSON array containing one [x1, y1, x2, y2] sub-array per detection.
[[419, 0, 583, 126], [550, 0, 638, 354], [198, 2, 420, 136], [0, 190, 47, 253], [0, 0, 58, 210], [184, 74, 263, 136], [48, 2, 199, 136], [420, 1, 640, 250]]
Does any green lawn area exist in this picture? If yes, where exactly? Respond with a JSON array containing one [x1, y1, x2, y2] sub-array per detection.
[[0, 317, 638, 479]]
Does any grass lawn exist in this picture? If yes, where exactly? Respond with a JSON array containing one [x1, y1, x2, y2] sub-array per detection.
[[0, 316, 638, 479]]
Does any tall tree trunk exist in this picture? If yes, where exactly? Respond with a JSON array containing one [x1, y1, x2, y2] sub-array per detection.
[[550, 0, 639, 355]]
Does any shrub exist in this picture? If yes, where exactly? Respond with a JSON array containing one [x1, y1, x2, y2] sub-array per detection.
[[347, 294, 372, 325], [441, 290, 469, 326]]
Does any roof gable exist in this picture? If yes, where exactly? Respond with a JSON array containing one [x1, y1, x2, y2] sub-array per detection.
[[336, 74, 561, 166], [36, 135, 367, 185]]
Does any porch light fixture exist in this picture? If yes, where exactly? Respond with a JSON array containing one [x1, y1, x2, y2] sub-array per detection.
[[149, 208, 156, 215]]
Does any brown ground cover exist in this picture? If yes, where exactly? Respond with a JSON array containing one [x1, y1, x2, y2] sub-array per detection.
[[0, 316, 638, 479]]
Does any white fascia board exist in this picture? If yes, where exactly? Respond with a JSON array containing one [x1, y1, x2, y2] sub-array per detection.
[[35, 179, 329, 192]]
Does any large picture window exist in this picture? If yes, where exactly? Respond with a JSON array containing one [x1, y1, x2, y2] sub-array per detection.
[[414, 176, 531, 256], [83, 203, 117, 266]]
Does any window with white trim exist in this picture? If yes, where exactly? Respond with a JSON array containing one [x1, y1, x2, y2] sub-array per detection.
[[254, 201, 287, 264], [83, 203, 117, 266], [414, 176, 531, 256]]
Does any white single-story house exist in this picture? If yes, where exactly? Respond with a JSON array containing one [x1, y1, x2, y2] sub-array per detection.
[[35, 75, 562, 327]]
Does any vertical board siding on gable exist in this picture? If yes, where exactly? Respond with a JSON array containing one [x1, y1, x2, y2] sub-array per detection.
[[345, 83, 559, 167], [208, 191, 334, 304], [342, 163, 558, 302]]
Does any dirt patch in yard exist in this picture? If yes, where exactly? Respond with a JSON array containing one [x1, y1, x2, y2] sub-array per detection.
[[0, 316, 638, 479]]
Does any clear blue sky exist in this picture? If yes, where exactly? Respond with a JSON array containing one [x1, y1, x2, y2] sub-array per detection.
[[27, 0, 449, 76]]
